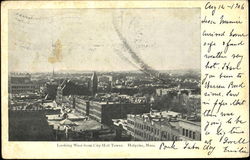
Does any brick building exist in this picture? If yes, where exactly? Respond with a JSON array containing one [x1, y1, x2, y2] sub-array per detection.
[[74, 96, 150, 125], [9, 73, 38, 94], [126, 111, 201, 141], [56, 79, 90, 106]]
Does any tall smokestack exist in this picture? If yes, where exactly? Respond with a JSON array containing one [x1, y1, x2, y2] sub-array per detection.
[[86, 101, 90, 116]]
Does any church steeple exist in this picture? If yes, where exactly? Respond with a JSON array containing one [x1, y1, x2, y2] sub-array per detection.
[[90, 72, 98, 96], [52, 67, 55, 77]]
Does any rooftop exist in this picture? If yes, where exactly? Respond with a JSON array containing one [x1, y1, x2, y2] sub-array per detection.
[[128, 110, 201, 127], [112, 119, 128, 130], [48, 119, 109, 132]]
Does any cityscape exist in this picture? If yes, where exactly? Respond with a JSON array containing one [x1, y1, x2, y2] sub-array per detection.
[[9, 69, 201, 141], [8, 9, 201, 141]]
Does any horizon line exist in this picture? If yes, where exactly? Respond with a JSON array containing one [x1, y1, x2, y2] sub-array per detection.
[[9, 68, 201, 74]]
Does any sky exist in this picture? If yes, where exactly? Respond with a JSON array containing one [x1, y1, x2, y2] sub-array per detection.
[[8, 9, 200, 72]]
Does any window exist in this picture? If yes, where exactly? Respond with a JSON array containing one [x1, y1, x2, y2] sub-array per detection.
[[182, 128, 185, 135], [185, 129, 188, 137], [189, 131, 192, 138], [193, 132, 196, 139]]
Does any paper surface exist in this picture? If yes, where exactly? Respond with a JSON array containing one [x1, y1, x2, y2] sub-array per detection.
[[1, 0, 249, 158]]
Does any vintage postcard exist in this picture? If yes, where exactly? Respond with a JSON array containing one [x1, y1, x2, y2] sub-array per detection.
[[1, 0, 249, 159]]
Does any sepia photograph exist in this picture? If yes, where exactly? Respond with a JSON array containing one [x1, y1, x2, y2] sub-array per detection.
[[8, 8, 201, 141]]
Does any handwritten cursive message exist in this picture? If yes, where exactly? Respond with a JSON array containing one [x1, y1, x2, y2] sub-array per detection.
[[202, 1, 248, 156]]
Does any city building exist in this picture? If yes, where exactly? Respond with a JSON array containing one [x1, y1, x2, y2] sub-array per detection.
[[9, 73, 39, 94], [153, 88, 201, 114], [9, 105, 55, 141], [43, 81, 58, 100], [156, 88, 177, 96], [126, 110, 201, 141], [74, 96, 150, 125], [98, 75, 112, 83], [56, 72, 97, 106], [56, 79, 90, 106], [97, 75, 112, 93]]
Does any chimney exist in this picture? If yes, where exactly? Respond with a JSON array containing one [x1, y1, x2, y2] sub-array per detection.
[[160, 112, 163, 126], [86, 101, 90, 116], [72, 96, 75, 108]]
